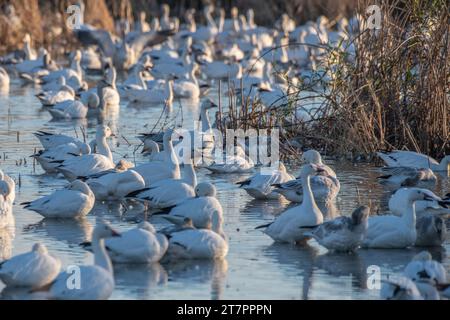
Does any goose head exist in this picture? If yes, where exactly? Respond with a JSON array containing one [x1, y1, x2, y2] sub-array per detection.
[[381, 277, 422, 300], [301, 150, 323, 165], [160, 4, 170, 18], [142, 139, 160, 155], [299, 163, 326, 178], [96, 124, 115, 139], [93, 220, 121, 240], [351, 205, 370, 226], [200, 98, 217, 111], [32, 243, 48, 254], [278, 162, 287, 172], [404, 188, 442, 204], [231, 7, 239, 19], [195, 182, 216, 197]]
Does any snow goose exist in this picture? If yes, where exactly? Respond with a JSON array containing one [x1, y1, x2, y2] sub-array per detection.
[[44, 221, 120, 300], [127, 161, 197, 209], [381, 276, 423, 300], [415, 215, 447, 247], [305, 206, 370, 252], [173, 64, 200, 99], [126, 78, 173, 104], [0, 243, 61, 289], [378, 167, 437, 187], [97, 64, 120, 106], [388, 188, 450, 218], [155, 183, 224, 236], [33, 130, 89, 150], [141, 139, 165, 161], [256, 164, 325, 244], [81, 221, 168, 264], [36, 84, 75, 106], [22, 180, 95, 219], [377, 151, 450, 173], [55, 125, 115, 181], [40, 50, 82, 84], [191, 5, 218, 44], [237, 163, 295, 200], [85, 167, 145, 202], [47, 92, 100, 120], [0, 67, 10, 90], [363, 188, 443, 249], [32, 142, 91, 173], [133, 129, 182, 186], [200, 60, 242, 80], [206, 145, 254, 174], [161, 217, 228, 260]]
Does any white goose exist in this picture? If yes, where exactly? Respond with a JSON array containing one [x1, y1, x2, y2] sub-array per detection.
[[363, 188, 442, 249], [36, 84, 75, 106], [256, 164, 325, 244], [47, 92, 100, 119], [22, 180, 95, 219], [378, 167, 437, 187], [85, 166, 145, 202], [162, 217, 228, 260], [0, 177, 14, 229], [155, 182, 224, 236], [237, 163, 295, 200], [388, 188, 450, 218], [81, 221, 168, 264], [32, 142, 91, 173], [55, 125, 116, 181], [377, 151, 450, 173], [0, 243, 61, 289], [125, 78, 173, 104], [404, 251, 447, 290], [305, 206, 370, 252], [200, 60, 242, 80], [206, 145, 254, 174], [173, 64, 200, 99], [98, 64, 120, 106], [415, 214, 447, 247], [134, 129, 182, 186], [40, 50, 82, 84], [127, 161, 197, 209], [33, 130, 89, 150], [381, 276, 423, 300], [273, 150, 339, 203], [191, 5, 219, 43], [44, 221, 120, 300], [0, 67, 10, 90]]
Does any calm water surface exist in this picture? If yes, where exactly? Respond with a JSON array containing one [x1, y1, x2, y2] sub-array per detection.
[[0, 75, 448, 300]]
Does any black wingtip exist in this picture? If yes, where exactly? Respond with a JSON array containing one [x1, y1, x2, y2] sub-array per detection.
[[126, 188, 150, 198], [255, 223, 272, 230]]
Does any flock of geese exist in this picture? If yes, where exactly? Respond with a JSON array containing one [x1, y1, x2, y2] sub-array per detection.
[[0, 3, 449, 300]]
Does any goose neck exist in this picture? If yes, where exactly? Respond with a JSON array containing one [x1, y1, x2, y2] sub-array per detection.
[[96, 135, 113, 161], [163, 134, 181, 179], [200, 108, 212, 132], [301, 173, 319, 214], [402, 201, 417, 228], [92, 237, 113, 275], [184, 164, 197, 188], [205, 10, 217, 29]]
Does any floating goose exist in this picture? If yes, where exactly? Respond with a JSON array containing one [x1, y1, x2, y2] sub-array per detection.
[[36, 84, 75, 106], [237, 163, 294, 200], [32, 142, 91, 173], [155, 182, 224, 236], [43, 221, 120, 300], [363, 188, 443, 249], [377, 151, 450, 172], [388, 188, 450, 218], [34, 131, 89, 150], [256, 164, 325, 244], [305, 205, 370, 252], [22, 180, 95, 219], [125, 79, 173, 104], [301, 150, 336, 177], [47, 92, 99, 119], [54, 125, 116, 181], [127, 161, 197, 209], [0, 243, 61, 289], [173, 64, 200, 99], [378, 167, 436, 187], [190, 5, 218, 43], [206, 145, 254, 174], [161, 217, 228, 260], [40, 50, 82, 84], [81, 221, 168, 264], [133, 129, 182, 186], [85, 167, 145, 202], [97, 64, 120, 106], [381, 276, 423, 300]]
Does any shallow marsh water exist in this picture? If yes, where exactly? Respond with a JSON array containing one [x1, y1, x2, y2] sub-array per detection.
[[0, 75, 449, 300]]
